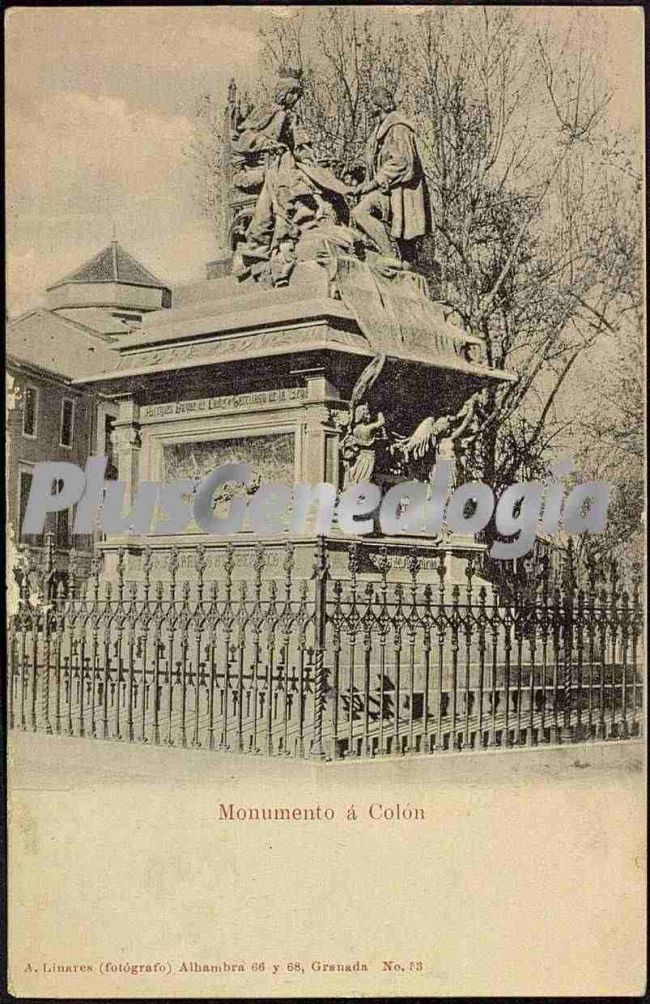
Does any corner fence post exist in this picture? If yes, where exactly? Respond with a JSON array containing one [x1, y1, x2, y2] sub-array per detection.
[[311, 536, 330, 760]]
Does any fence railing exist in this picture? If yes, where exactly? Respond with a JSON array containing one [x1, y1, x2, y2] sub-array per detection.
[[8, 536, 644, 759]]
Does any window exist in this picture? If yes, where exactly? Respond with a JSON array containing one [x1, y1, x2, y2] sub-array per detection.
[[60, 398, 75, 448], [104, 414, 115, 454], [55, 508, 70, 549], [53, 479, 70, 548], [18, 470, 34, 540], [105, 414, 118, 479], [22, 385, 38, 438]]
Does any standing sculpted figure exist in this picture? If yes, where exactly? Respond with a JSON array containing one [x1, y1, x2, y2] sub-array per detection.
[[340, 404, 386, 488], [351, 86, 431, 262]]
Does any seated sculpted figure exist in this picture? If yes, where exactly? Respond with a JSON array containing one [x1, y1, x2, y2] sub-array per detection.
[[231, 69, 351, 284], [352, 86, 432, 263]]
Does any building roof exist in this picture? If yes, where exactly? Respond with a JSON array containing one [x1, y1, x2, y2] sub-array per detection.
[[54, 307, 134, 337], [6, 308, 120, 381], [46, 241, 169, 291]]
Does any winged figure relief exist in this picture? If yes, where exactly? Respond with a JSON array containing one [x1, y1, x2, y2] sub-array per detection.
[[392, 388, 489, 468], [350, 352, 386, 412], [392, 415, 451, 461]]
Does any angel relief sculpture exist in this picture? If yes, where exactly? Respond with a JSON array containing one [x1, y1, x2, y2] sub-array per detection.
[[339, 404, 387, 488], [335, 353, 388, 488], [391, 387, 489, 486]]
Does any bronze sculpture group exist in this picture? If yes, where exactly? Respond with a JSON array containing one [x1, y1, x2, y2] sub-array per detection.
[[223, 69, 491, 492], [229, 69, 431, 285]]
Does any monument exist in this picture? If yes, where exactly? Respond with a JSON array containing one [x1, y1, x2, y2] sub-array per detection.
[[73, 70, 515, 588]]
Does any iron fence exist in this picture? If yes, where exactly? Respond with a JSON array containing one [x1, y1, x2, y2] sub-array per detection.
[[8, 535, 644, 759]]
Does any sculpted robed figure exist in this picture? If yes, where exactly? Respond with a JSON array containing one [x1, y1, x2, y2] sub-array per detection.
[[231, 69, 351, 284], [352, 86, 432, 261]]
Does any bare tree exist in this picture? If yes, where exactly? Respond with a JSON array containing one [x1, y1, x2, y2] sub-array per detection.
[[566, 307, 645, 572], [189, 8, 642, 540], [187, 92, 225, 239], [400, 8, 642, 494], [258, 9, 409, 172]]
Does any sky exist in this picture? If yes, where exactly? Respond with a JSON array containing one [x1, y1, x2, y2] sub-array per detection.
[[5, 5, 644, 316]]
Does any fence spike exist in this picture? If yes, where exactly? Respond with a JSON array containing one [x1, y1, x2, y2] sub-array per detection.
[[375, 546, 390, 593], [347, 540, 359, 582], [436, 553, 447, 608], [283, 540, 295, 576], [312, 536, 330, 584]]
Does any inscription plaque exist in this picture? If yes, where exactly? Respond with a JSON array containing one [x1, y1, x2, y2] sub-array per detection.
[[141, 387, 307, 420]]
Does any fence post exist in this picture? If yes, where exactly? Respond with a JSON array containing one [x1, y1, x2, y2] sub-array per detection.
[[311, 536, 329, 760], [8, 551, 26, 732], [11, 551, 30, 728], [220, 543, 236, 751], [280, 542, 295, 757], [608, 560, 620, 739], [141, 547, 153, 744], [41, 532, 56, 734], [537, 556, 550, 744], [585, 555, 597, 738], [436, 552, 447, 751], [561, 542, 576, 742], [631, 568, 642, 736], [619, 589, 630, 739], [192, 545, 206, 749]]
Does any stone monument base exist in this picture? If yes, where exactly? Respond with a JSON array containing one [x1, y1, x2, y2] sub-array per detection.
[[97, 531, 489, 599]]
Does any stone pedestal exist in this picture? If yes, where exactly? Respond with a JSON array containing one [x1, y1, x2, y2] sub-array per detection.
[[75, 255, 515, 585], [97, 531, 488, 596]]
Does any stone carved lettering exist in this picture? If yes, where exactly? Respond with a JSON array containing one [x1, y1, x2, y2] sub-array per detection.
[[141, 387, 307, 420]]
